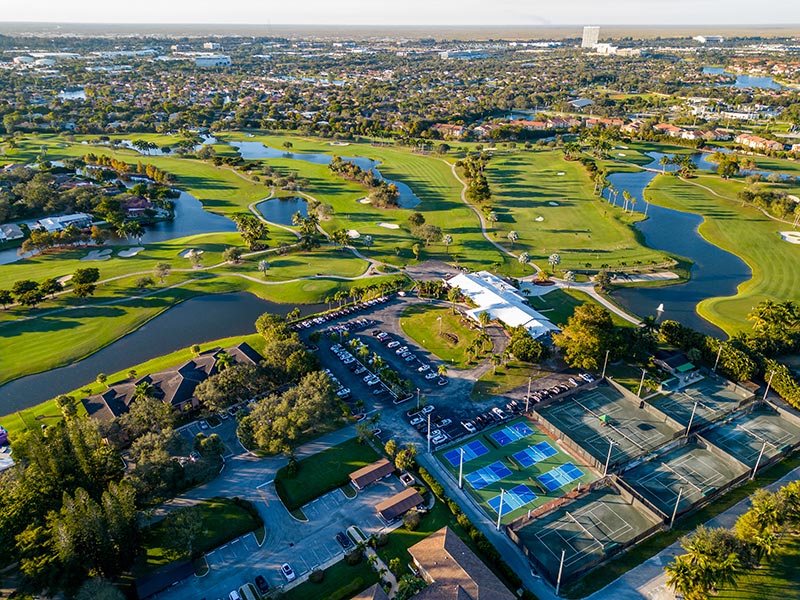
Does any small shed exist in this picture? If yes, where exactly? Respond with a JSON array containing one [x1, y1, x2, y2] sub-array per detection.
[[375, 488, 423, 522], [349, 458, 395, 490]]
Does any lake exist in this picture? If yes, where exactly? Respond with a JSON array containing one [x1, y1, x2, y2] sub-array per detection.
[[230, 141, 422, 208], [255, 196, 307, 226], [702, 66, 782, 90], [608, 153, 751, 336], [0, 292, 324, 414]]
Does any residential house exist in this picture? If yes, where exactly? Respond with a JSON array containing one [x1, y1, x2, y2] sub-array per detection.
[[653, 123, 685, 138], [82, 342, 263, 422], [121, 195, 154, 217], [735, 134, 784, 152], [0, 223, 24, 242], [36, 213, 92, 233], [408, 526, 516, 600], [353, 585, 390, 600], [585, 117, 624, 129], [431, 123, 465, 139]]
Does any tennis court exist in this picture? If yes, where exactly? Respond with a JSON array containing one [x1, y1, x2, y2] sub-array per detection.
[[538, 463, 585, 492], [490, 421, 536, 446], [621, 443, 748, 516], [651, 378, 751, 429], [487, 484, 538, 515], [513, 441, 557, 467], [512, 486, 661, 585], [442, 439, 490, 468], [464, 461, 513, 490], [435, 417, 597, 524], [703, 408, 800, 467], [537, 383, 680, 468]]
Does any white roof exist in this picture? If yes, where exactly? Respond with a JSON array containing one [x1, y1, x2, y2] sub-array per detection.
[[448, 271, 559, 339]]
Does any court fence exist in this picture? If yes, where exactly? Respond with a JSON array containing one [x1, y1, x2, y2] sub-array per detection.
[[611, 474, 669, 522], [506, 478, 664, 586], [605, 378, 685, 436], [530, 412, 607, 474]]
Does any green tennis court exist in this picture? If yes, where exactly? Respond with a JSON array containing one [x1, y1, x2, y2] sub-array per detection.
[[436, 417, 596, 524]]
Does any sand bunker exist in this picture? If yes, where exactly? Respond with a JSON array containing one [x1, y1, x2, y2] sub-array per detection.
[[617, 152, 627, 157], [329, 141, 350, 146], [347, 229, 361, 239], [81, 249, 112, 261], [57, 274, 74, 285], [548, 201, 560, 206], [535, 216, 544, 222], [779, 231, 800, 245], [358, 198, 372, 204], [118, 246, 144, 258], [377, 222, 400, 229], [556, 171, 565, 176], [179, 248, 204, 258]]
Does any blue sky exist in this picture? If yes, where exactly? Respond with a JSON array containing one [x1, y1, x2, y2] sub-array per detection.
[[2, 0, 797, 25]]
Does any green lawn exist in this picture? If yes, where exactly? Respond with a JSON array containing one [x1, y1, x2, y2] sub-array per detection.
[[274, 438, 380, 511], [398, 304, 484, 369], [470, 360, 551, 403], [715, 534, 800, 599], [136, 497, 262, 576], [278, 556, 379, 600], [484, 149, 672, 272], [646, 174, 800, 335]]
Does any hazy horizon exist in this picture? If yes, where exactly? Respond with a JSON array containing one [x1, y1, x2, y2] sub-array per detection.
[[1, 0, 799, 27]]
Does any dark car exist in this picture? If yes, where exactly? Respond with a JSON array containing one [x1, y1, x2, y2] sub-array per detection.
[[255, 575, 270, 595], [336, 531, 353, 549]]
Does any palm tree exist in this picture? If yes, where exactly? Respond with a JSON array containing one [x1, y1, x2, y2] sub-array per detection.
[[479, 332, 492, 352], [216, 351, 233, 371], [490, 354, 502, 374], [507, 230, 518, 248], [443, 234, 453, 254], [258, 259, 270, 278], [606, 183, 615, 204], [622, 190, 632, 212], [487, 211, 498, 227], [518, 252, 530, 270], [629, 196, 637, 213], [564, 271, 576, 289], [659, 155, 670, 174], [133, 381, 155, 402], [437, 364, 448, 377], [478, 310, 491, 331], [665, 556, 699, 600], [548, 253, 561, 273], [447, 286, 461, 314]]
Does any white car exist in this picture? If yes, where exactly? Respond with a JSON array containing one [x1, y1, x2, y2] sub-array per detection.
[[281, 563, 296, 582], [580, 373, 595, 382], [431, 434, 448, 445], [396, 346, 408, 355], [417, 364, 430, 372], [422, 404, 435, 414], [462, 421, 477, 433], [387, 341, 400, 348], [229, 592, 241, 600], [437, 418, 452, 427], [410, 416, 425, 426], [425, 371, 437, 380]]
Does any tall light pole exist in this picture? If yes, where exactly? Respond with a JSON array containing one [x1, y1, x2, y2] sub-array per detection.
[[670, 486, 684, 529], [637, 369, 647, 398], [686, 401, 698, 438], [601, 350, 610, 379], [496, 489, 505, 531], [458, 448, 465, 489], [713, 344, 724, 374], [416, 388, 421, 411], [555, 549, 566, 596], [526, 376, 532, 413], [427, 412, 431, 454], [751, 441, 767, 480], [763, 370, 775, 403], [603, 439, 614, 476]]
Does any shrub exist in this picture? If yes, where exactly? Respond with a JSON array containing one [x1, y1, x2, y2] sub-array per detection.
[[373, 533, 389, 548], [403, 512, 422, 531], [309, 569, 325, 584], [345, 548, 363, 565], [321, 577, 364, 600]]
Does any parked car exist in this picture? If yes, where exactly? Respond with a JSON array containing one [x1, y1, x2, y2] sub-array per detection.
[[387, 341, 400, 348], [336, 531, 352, 549], [421, 405, 435, 414], [431, 434, 448, 445], [462, 420, 477, 433], [580, 373, 595, 382], [396, 346, 408, 355], [404, 355, 416, 362], [417, 364, 430, 372], [229, 591, 242, 600], [410, 416, 425, 426], [281, 563, 296, 582], [255, 575, 270, 595], [198, 420, 209, 430], [354, 366, 367, 375], [492, 407, 508, 420], [425, 371, 437, 380], [568, 377, 580, 387], [336, 388, 351, 399]]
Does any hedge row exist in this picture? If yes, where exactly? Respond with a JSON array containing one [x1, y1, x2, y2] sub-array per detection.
[[321, 577, 364, 600], [417, 467, 535, 600]]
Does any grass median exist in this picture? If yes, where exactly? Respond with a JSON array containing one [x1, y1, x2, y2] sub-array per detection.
[[399, 303, 483, 369]]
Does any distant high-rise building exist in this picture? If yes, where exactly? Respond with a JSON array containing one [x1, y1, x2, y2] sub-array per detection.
[[582, 26, 600, 48]]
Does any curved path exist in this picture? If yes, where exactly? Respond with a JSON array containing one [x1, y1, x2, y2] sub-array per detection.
[[440, 158, 542, 272]]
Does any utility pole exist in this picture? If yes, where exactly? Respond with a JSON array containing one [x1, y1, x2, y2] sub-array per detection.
[[416, 388, 421, 411], [601, 349, 610, 379], [427, 412, 431, 454], [713, 343, 724, 373]]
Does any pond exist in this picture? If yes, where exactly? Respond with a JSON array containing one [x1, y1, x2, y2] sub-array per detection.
[[255, 196, 307, 226], [702, 66, 783, 90], [0, 189, 236, 265], [0, 292, 325, 414], [607, 152, 751, 336], [230, 141, 421, 208]]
